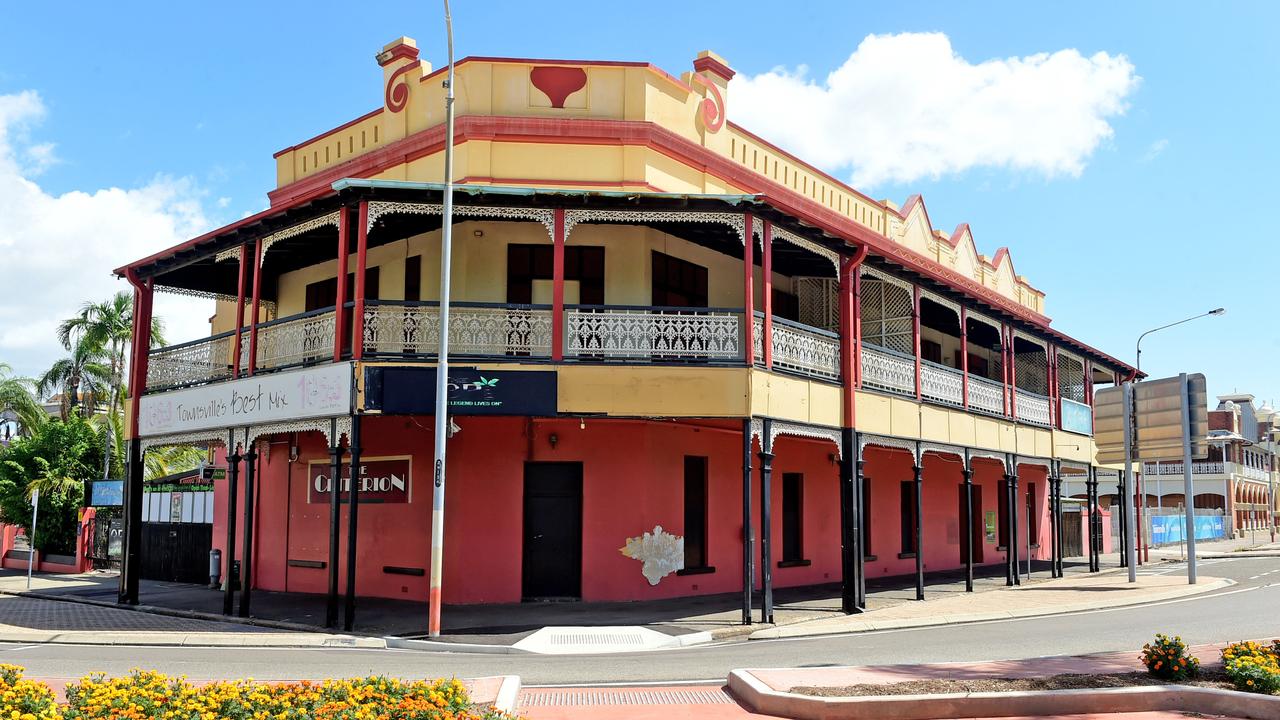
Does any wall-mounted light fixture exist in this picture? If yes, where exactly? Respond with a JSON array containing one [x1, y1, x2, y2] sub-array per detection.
[[548, 432, 559, 449]]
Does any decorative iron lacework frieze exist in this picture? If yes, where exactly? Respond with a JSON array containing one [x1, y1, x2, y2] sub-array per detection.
[[858, 434, 919, 463], [860, 265, 914, 294], [1013, 328, 1047, 351], [244, 416, 350, 448], [920, 288, 961, 319], [769, 421, 842, 457], [155, 284, 238, 305], [1059, 460, 1091, 475], [140, 431, 224, 453], [1014, 455, 1054, 471], [261, 212, 342, 262], [751, 223, 841, 271], [365, 201, 555, 239], [563, 209, 745, 244], [968, 450, 1008, 470], [919, 441, 965, 460], [966, 311, 1002, 335], [214, 246, 242, 264]]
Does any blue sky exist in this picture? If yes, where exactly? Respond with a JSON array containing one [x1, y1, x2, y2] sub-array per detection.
[[0, 1, 1277, 404]]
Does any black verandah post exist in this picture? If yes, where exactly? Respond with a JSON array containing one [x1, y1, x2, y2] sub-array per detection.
[[238, 439, 258, 617], [1004, 461, 1015, 586], [855, 457, 867, 609], [839, 428, 863, 613], [913, 449, 924, 601], [223, 435, 242, 616], [343, 415, 363, 632], [1117, 469, 1128, 568], [326, 419, 345, 629], [1010, 458, 1021, 586], [962, 451, 974, 592], [759, 418, 774, 625], [119, 438, 144, 605], [741, 419, 753, 625], [1087, 467, 1099, 572], [1047, 469, 1058, 578]]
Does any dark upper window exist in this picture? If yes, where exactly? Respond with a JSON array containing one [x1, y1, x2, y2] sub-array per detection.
[[651, 251, 708, 308], [683, 456, 708, 569], [921, 339, 942, 364], [404, 255, 422, 301], [507, 244, 605, 305], [772, 289, 799, 322], [304, 268, 381, 312]]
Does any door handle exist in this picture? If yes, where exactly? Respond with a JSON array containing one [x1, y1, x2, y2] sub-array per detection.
[[534, 534, 544, 539]]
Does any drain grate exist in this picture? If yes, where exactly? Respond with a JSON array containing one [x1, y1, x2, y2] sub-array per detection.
[[548, 631, 646, 647], [519, 688, 735, 707]]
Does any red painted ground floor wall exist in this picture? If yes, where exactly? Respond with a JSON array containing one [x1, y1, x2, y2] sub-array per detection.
[[209, 417, 1060, 604]]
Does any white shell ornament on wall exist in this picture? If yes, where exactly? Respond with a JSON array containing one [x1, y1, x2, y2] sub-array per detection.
[[620, 525, 684, 585]]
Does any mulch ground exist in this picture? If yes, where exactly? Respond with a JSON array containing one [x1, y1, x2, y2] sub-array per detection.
[[791, 671, 1242, 697]]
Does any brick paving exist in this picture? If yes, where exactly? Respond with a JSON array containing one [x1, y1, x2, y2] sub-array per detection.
[[0, 594, 276, 633]]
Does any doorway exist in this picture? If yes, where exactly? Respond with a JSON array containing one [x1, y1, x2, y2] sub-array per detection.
[[959, 484, 984, 564], [522, 462, 583, 600], [1062, 510, 1083, 557]]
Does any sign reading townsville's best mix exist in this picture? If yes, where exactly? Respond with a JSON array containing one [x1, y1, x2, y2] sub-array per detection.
[[138, 363, 353, 437], [307, 457, 412, 504]]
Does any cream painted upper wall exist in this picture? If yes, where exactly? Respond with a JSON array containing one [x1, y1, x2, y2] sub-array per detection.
[[272, 41, 1047, 317]]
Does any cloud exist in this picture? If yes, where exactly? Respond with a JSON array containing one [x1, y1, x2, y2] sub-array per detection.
[[730, 33, 1140, 188], [1142, 138, 1169, 162], [0, 91, 215, 381]]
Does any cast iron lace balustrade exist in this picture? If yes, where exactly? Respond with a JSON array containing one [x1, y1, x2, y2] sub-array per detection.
[[254, 308, 336, 370], [752, 313, 764, 365], [1142, 461, 1225, 476], [566, 306, 742, 361], [920, 360, 964, 407], [967, 374, 1005, 415], [363, 301, 553, 357], [1060, 397, 1094, 435], [1015, 388, 1053, 428], [1243, 465, 1269, 482], [768, 317, 841, 381], [146, 332, 235, 391], [860, 344, 916, 396]]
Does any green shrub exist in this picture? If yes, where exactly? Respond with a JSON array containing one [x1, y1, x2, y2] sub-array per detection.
[[1140, 633, 1199, 680], [1222, 641, 1280, 694]]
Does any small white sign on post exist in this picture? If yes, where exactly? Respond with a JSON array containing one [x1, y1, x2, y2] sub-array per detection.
[[138, 363, 354, 437]]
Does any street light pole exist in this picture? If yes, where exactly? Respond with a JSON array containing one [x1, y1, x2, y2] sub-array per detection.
[[1131, 307, 1225, 565], [427, 0, 456, 639]]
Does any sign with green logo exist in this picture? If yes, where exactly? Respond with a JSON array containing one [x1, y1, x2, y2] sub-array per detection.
[[984, 511, 998, 544], [364, 367, 557, 416]]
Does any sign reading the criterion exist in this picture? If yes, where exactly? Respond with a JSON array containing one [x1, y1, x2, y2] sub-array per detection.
[[138, 362, 353, 437], [308, 457, 411, 504]]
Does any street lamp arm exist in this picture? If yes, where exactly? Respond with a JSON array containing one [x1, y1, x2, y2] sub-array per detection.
[[1135, 308, 1225, 374]]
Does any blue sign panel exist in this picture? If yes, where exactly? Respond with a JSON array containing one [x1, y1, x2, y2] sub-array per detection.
[[88, 480, 124, 507], [1151, 514, 1225, 544]]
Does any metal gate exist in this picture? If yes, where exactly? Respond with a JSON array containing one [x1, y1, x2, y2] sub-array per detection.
[[140, 523, 213, 584], [87, 517, 122, 569], [1061, 510, 1083, 557]]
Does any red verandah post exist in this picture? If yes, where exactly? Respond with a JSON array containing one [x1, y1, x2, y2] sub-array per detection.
[[246, 238, 264, 375], [334, 208, 350, 362], [761, 220, 773, 369], [742, 214, 754, 365], [551, 208, 565, 361], [231, 246, 249, 376]]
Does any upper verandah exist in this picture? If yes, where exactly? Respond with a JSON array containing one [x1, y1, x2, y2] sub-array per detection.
[[267, 37, 1046, 318]]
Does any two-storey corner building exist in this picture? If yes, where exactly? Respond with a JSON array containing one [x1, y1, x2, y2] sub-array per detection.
[[114, 38, 1137, 626]]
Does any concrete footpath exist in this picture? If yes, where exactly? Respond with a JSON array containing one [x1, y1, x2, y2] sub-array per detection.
[[750, 572, 1233, 640], [0, 561, 1236, 653]]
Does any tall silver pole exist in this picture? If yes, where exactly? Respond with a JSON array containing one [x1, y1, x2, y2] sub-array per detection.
[[26, 489, 38, 589], [1123, 381, 1137, 582], [427, 0, 456, 639], [1179, 373, 1197, 584]]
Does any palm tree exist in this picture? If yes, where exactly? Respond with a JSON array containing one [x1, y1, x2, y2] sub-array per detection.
[[0, 363, 46, 436], [57, 292, 165, 476], [144, 444, 208, 481], [36, 341, 111, 420]]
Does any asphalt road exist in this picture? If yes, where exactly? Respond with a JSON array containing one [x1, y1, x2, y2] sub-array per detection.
[[2, 556, 1278, 686]]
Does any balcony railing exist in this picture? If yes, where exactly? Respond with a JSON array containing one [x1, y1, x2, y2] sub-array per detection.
[[861, 344, 916, 395], [1061, 397, 1093, 435], [254, 307, 336, 371], [767, 316, 840, 381], [1015, 388, 1053, 428], [363, 301, 553, 358], [146, 331, 235, 391], [967, 374, 1004, 416], [566, 306, 743, 361], [920, 359, 963, 407], [1242, 465, 1270, 482], [1142, 461, 1225, 476]]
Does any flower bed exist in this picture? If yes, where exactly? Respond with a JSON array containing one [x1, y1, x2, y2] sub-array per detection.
[[0, 665, 517, 720], [1222, 640, 1280, 694]]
